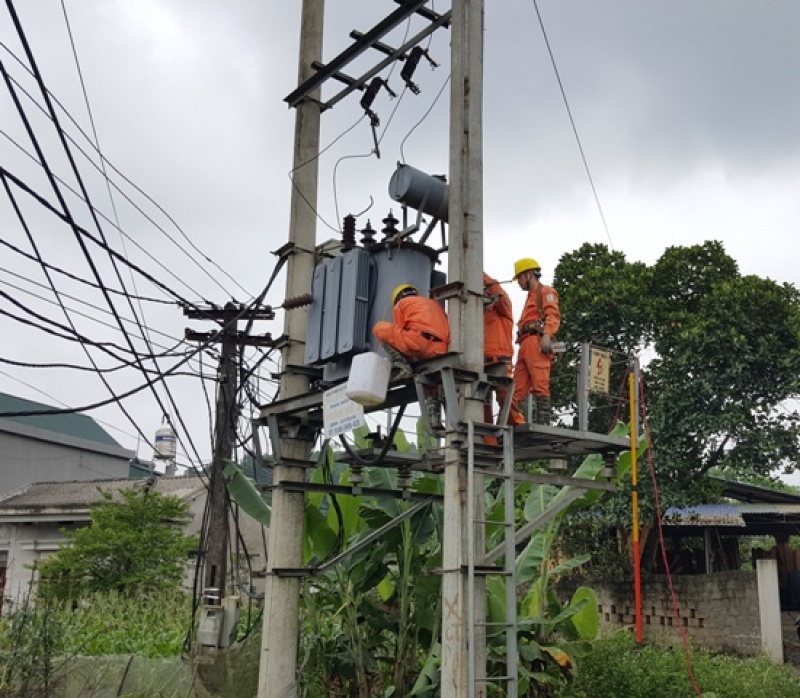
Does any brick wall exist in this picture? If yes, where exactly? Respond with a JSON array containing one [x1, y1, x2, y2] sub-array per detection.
[[591, 571, 761, 655]]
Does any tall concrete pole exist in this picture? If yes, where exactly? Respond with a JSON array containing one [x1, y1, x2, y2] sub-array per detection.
[[204, 303, 239, 601], [441, 0, 486, 696], [258, 1, 323, 696]]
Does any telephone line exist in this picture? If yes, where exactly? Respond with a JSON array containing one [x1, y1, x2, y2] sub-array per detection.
[[0, 40, 250, 299], [0, 235, 176, 304], [0, 124, 227, 303]]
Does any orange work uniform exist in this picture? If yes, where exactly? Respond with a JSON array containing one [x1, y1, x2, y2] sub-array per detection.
[[483, 273, 524, 426], [373, 294, 450, 361], [513, 282, 560, 402]]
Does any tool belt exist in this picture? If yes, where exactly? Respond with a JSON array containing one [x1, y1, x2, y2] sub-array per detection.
[[484, 355, 512, 364], [419, 330, 443, 342], [517, 320, 544, 342]]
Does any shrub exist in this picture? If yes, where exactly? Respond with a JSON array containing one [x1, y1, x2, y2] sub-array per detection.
[[562, 631, 800, 698]]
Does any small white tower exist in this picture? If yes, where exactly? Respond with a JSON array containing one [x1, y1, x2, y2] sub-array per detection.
[[153, 420, 177, 476]]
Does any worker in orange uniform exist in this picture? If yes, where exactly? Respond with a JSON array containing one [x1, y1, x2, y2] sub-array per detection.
[[511, 258, 560, 425], [373, 284, 450, 431], [483, 273, 525, 429]]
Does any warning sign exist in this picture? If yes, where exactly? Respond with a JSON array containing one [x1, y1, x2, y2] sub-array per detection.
[[323, 383, 366, 437], [589, 348, 611, 394]]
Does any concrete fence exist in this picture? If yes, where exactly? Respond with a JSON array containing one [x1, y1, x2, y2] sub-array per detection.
[[581, 560, 782, 661]]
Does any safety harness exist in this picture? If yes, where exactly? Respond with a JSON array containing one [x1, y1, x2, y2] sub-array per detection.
[[517, 285, 546, 341]]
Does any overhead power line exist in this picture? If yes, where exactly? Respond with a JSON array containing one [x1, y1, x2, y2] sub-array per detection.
[[531, 0, 614, 250], [0, 38, 252, 300]]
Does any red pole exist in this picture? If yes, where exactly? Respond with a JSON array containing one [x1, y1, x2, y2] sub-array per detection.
[[629, 367, 643, 643]]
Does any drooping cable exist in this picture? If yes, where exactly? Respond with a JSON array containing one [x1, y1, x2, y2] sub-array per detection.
[[60, 0, 158, 372], [638, 375, 704, 697], [0, 124, 228, 304], [399, 73, 450, 165], [0, 266, 185, 351], [0, 164, 208, 312], [0, 51, 179, 454], [530, 0, 615, 250], [287, 114, 367, 234], [3, 9, 183, 457], [0, 235, 175, 304], [0, 39, 251, 300]]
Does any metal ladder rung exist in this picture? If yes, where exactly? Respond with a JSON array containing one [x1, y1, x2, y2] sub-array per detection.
[[474, 467, 512, 478], [470, 567, 512, 577], [466, 419, 518, 698]]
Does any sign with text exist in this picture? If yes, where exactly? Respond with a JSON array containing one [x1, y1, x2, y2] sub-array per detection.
[[589, 347, 612, 394], [322, 383, 366, 437]]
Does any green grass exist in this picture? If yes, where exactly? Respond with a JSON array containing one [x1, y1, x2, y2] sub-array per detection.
[[59, 591, 191, 657], [562, 631, 800, 698]]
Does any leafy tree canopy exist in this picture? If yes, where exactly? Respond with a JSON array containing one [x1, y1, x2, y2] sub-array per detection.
[[553, 240, 800, 507], [37, 486, 197, 600]]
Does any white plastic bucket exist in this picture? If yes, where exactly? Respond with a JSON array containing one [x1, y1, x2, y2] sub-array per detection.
[[346, 351, 391, 406]]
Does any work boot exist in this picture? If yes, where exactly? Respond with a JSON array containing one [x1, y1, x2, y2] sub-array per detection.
[[534, 395, 551, 425], [423, 390, 444, 432], [383, 344, 413, 380]]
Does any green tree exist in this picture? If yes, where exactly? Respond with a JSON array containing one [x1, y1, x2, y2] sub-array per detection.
[[554, 240, 800, 504], [38, 487, 197, 600]]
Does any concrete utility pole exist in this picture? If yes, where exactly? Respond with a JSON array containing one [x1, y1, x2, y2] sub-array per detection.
[[441, 0, 486, 695], [185, 302, 274, 604], [185, 303, 240, 601], [258, 1, 323, 695], [203, 303, 238, 599]]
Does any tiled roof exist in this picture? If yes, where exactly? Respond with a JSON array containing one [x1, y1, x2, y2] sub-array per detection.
[[663, 504, 746, 527], [0, 392, 122, 448], [664, 503, 800, 527], [0, 476, 206, 510]]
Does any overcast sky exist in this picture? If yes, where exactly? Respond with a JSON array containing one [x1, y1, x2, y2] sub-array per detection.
[[1, 1, 799, 473]]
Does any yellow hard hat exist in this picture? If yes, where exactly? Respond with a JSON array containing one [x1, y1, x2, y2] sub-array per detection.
[[391, 284, 418, 305], [513, 257, 541, 280]]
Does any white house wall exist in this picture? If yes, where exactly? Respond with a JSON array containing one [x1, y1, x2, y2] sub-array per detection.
[[0, 520, 85, 609], [0, 485, 268, 609]]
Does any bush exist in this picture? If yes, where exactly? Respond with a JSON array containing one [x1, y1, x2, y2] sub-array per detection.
[[59, 591, 192, 657], [562, 631, 800, 698], [0, 592, 192, 696]]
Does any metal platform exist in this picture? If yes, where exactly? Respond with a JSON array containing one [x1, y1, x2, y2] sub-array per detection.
[[512, 423, 630, 461], [334, 446, 445, 472]]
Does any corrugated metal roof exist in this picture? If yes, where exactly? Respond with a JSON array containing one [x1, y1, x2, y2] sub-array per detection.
[[0, 476, 205, 510], [664, 502, 800, 527], [710, 476, 800, 504], [739, 503, 800, 515], [663, 504, 745, 527], [0, 391, 121, 447]]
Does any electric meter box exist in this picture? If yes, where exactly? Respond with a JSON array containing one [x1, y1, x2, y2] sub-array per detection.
[[198, 605, 224, 648]]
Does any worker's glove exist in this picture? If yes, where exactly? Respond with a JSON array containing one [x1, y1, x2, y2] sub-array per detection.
[[482, 293, 500, 307], [540, 334, 553, 355]]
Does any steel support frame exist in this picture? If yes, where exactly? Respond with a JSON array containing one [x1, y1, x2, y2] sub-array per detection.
[[284, 0, 448, 108]]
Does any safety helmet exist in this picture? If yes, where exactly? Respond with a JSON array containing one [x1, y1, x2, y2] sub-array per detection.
[[391, 284, 418, 305], [513, 257, 541, 280]]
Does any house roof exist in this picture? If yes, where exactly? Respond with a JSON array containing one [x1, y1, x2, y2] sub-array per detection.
[[0, 476, 207, 522], [662, 477, 800, 535], [0, 391, 122, 448], [663, 504, 747, 527], [663, 502, 800, 536], [709, 475, 800, 504]]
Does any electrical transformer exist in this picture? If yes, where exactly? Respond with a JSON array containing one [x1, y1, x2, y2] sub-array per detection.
[[305, 236, 445, 384]]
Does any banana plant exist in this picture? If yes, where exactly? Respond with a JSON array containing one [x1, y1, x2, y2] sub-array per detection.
[[484, 421, 637, 696], [299, 430, 445, 697]]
